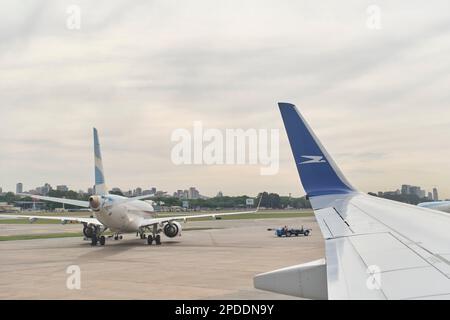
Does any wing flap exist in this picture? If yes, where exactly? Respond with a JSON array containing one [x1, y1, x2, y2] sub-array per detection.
[[315, 207, 353, 238]]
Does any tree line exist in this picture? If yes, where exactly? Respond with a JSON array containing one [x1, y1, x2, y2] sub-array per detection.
[[367, 192, 431, 205], [0, 190, 312, 210]]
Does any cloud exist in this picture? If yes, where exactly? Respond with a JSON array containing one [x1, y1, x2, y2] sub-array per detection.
[[1, 1, 450, 198]]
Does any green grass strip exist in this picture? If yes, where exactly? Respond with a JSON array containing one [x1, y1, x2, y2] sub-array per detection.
[[0, 232, 84, 241]]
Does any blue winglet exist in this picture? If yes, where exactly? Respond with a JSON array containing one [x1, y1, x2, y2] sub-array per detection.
[[278, 103, 355, 197]]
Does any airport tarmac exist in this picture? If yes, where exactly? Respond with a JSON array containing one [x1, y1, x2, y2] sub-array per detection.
[[0, 217, 324, 299]]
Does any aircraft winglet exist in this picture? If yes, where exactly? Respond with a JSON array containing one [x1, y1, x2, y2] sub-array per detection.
[[278, 102, 355, 197]]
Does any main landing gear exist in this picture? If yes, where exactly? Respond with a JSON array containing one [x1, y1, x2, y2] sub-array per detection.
[[92, 233, 121, 246], [147, 234, 161, 245], [91, 234, 106, 246], [88, 226, 108, 246], [144, 225, 162, 246]]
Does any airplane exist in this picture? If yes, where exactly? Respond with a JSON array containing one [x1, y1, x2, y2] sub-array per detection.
[[2, 128, 260, 246], [417, 200, 450, 213], [254, 102, 450, 299]]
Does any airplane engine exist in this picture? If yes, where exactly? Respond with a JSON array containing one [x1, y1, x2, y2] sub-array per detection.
[[163, 221, 182, 238], [89, 196, 102, 211], [83, 225, 94, 238]]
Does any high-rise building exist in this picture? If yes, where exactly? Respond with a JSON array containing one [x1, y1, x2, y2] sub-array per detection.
[[402, 185, 425, 198], [409, 186, 420, 197], [111, 187, 122, 194], [123, 190, 132, 197], [16, 183, 23, 194], [155, 190, 167, 197], [173, 190, 183, 198], [189, 187, 199, 199], [134, 187, 142, 196], [428, 192, 433, 200], [433, 188, 439, 201], [56, 185, 68, 192], [401, 184, 411, 195], [216, 191, 224, 197], [41, 183, 52, 195]]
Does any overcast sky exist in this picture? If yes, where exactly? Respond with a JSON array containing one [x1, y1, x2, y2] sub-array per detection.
[[1, 1, 450, 198]]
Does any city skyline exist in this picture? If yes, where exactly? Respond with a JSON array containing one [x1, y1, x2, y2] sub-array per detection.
[[3, 182, 211, 199], [2, 181, 446, 201], [2, 2, 450, 198], [375, 184, 440, 201]]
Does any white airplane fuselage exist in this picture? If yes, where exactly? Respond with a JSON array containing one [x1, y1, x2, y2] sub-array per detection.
[[93, 194, 156, 233], [417, 200, 450, 213]]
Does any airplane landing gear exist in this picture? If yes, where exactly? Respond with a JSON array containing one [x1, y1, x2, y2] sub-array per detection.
[[91, 234, 98, 246], [146, 225, 162, 245], [90, 226, 108, 246]]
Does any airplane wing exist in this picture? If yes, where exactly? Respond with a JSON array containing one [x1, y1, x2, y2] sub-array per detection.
[[18, 193, 90, 208], [120, 194, 156, 203], [0, 214, 102, 226], [254, 103, 450, 300], [139, 206, 261, 227]]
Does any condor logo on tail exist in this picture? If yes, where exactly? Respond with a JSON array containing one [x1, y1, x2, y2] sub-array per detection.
[[299, 155, 326, 165]]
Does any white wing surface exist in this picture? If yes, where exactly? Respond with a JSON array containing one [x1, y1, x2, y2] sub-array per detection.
[[0, 214, 101, 226], [139, 208, 259, 228], [17, 193, 90, 207]]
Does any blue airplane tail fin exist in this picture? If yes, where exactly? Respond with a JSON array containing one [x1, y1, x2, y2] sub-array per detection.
[[278, 102, 355, 197], [93, 128, 108, 195]]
